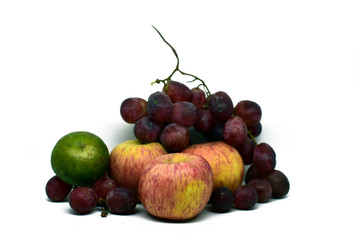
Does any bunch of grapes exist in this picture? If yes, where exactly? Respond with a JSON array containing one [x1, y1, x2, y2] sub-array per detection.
[[45, 175, 137, 216], [120, 26, 290, 211]]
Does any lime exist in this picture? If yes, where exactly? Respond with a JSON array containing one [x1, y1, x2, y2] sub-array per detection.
[[51, 131, 110, 186]]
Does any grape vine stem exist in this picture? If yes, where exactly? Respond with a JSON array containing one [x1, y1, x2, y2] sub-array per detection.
[[151, 26, 211, 97]]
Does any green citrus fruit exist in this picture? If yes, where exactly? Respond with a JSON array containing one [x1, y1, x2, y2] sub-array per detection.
[[51, 131, 110, 186]]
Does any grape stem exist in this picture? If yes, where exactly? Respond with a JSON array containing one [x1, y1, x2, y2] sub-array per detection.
[[151, 26, 212, 97], [248, 131, 258, 145]]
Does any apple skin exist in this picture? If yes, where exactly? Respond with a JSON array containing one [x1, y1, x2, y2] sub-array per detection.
[[138, 153, 214, 221], [109, 139, 167, 195], [182, 141, 244, 193]]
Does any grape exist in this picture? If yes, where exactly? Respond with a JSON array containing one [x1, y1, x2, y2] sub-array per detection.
[[237, 136, 255, 165], [168, 101, 198, 128], [194, 108, 218, 132], [247, 179, 272, 203], [134, 116, 162, 143], [248, 122, 262, 137], [234, 100, 262, 127], [147, 91, 173, 123], [265, 170, 290, 198], [223, 115, 248, 148], [253, 142, 276, 175], [69, 186, 98, 215], [92, 177, 118, 204], [204, 121, 224, 141], [120, 97, 147, 124], [45, 175, 73, 202], [210, 187, 234, 213], [160, 123, 190, 152], [245, 164, 263, 184], [105, 187, 137, 215], [208, 91, 234, 121], [190, 88, 206, 109], [163, 80, 192, 102], [233, 185, 258, 210]]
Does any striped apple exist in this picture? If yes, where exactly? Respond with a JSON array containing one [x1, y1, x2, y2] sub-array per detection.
[[109, 139, 167, 195], [182, 141, 244, 193], [138, 153, 213, 221]]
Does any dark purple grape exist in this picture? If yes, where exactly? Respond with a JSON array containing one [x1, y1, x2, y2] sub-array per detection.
[[253, 142, 276, 175], [210, 187, 234, 213], [194, 108, 218, 132], [134, 116, 162, 143], [234, 100, 262, 127], [69, 186, 98, 215], [208, 91, 234, 121], [163, 80, 192, 102], [168, 101, 198, 128], [160, 123, 190, 152], [204, 121, 224, 141], [247, 179, 272, 203], [233, 185, 258, 210], [265, 170, 290, 198], [223, 115, 248, 148], [46, 175, 73, 202], [147, 91, 173, 123], [248, 122, 262, 137], [190, 88, 206, 110], [120, 97, 147, 124], [92, 177, 118, 204], [245, 164, 264, 184], [237, 136, 255, 165], [106, 187, 137, 214]]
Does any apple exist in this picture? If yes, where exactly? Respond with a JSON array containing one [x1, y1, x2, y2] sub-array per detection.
[[182, 141, 244, 193], [109, 139, 167, 195], [138, 153, 213, 221]]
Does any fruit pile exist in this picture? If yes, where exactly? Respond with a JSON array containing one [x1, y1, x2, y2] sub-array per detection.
[[45, 27, 289, 220]]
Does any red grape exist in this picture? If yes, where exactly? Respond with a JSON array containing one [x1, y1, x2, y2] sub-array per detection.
[[237, 136, 255, 165], [248, 122, 262, 137], [208, 91, 234, 121], [210, 187, 234, 213], [163, 80, 192, 102], [247, 179, 272, 203], [168, 101, 198, 128], [134, 116, 162, 143], [120, 97, 147, 124], [234, 185, 258, 210], [106, 187, 137, 215], [223, 115, 248, 148], [147, 91, 173, 123], [190, 88, 206, 109], [265, 170, 290, 198], [194, 108, 218, 132], [46, 175, 73, 202], [234, 100, 262, 127], [160, 123, 190, 152], [69, 186, 98, 215], [92, 177, 118, 204], [253, 142, 276, 175]]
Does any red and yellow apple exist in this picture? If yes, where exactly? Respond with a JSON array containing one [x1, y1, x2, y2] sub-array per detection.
[[138, 153, 214, 221], [109, 139, 167, 195], [182, 141, 244, 193]]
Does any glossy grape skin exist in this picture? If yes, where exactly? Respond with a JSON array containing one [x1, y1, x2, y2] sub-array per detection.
[[234, 100, 262, 127], [233, 185, 258, 210], [163, 80, 192, 102], [69, 186, 98, 215], [210, 187, 234, 213], [194, 108, 218, 132], [134, 116, 162, 143], [223, 115, 248, 148], [105, 187, 137, 215], [92, 177, 118, 204], [160, 123, 190, 152], [208, 91, 234, 121], [147, 91, 173, 123], [46, 175, 73, 202], [253, 142, 276, 175], [190, 88, 206, 109], [265, 170, 290, 198], [247, 179, 272, 203], [120, 97, 147, 124], [168, 101, 198, 128], [237, 136, 255, 165]]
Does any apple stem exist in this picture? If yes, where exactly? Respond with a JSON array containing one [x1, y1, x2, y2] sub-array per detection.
[[151, 26, 212, 97]]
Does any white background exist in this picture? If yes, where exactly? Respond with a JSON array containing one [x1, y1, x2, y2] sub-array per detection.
[[1, 0, 359, 239]]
